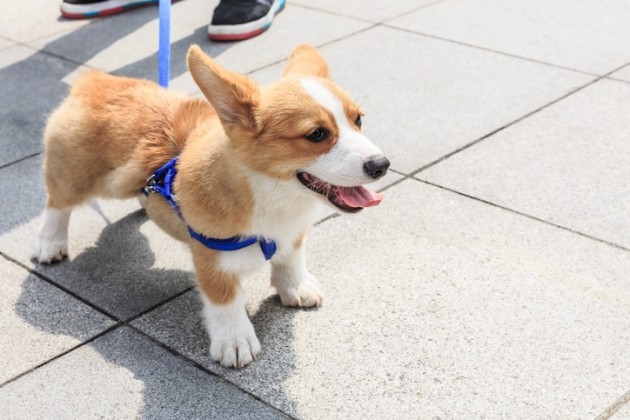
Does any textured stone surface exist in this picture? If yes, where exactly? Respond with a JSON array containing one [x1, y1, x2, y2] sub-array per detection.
[[3, 1, 630, 417], [0, 45, 78, 167], [0, 157, 194, 320], [419, 79, 630, 249], [0, 327, 285, 419], [31, 0, 371, 94], [609, 64, 630, 83], [0, 258, 114, 384], [291, 0, 437, 22], [251, 25, 593, 173], [0, 0, 88, 42], [389, 0, 630, 75], [133, 179, 630, 419]]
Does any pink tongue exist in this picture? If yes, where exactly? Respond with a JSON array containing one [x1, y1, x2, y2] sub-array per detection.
[[337, 186, 384, 208]]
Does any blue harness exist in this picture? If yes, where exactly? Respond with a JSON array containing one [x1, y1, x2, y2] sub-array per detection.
[[142, 157, 277, 260]]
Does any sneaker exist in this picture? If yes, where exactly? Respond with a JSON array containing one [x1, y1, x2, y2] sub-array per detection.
[[208, 0, 285, 41], [60, 0, 159, 19]]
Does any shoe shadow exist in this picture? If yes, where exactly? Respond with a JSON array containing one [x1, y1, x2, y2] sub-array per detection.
[[12, 206, 301, 417]]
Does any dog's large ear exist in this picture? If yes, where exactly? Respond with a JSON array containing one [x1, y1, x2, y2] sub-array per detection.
[[283, 44, 330, 79], [187, 45, 260, 129]]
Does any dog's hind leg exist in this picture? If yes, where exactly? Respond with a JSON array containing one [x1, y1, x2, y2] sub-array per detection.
[[35, 203, 72, 264]]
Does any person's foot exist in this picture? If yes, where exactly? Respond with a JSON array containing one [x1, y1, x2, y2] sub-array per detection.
[[60, 0, 159, 19], [208, 0, 285, 41]]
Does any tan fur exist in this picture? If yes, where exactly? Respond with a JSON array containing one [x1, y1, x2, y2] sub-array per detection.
[[191, 241, 238, 305], [41, 43, 364, 317], [283, 44, 330, 78]]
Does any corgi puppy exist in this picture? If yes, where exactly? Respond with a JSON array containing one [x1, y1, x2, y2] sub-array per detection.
[[35, 44, 390, 368]]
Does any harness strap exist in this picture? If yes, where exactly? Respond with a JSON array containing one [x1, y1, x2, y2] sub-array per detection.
[[142, 157, 277, 260]]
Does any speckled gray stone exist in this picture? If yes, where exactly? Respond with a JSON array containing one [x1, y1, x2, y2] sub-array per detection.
[[30, 0, 371, 93], [133, 179, 630, 419], [0, 45, 78, 167], [0, 327, 286, 419], [389, 0, 630, 75], [291, 0, 436, 22], [251, 25, 593, 174], [0, 258, 114, 384], [0, 38, 14, 50], [0, 0, 88, 42], [609, 64, 630, 83], [420, 79, 630, 249], [0, 155, 194, 320]]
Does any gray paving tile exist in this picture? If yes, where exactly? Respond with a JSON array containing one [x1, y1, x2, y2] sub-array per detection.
[[0, 258, 114, 384], [0, 45, 79, 167], [388, 0, 630, 75], [419, 79, 630, 250], [609, 64, 630, 83], [0, 157, 194, 320], [133, 179, 630, 418], [30, 0, 371, 94], [0, 0, 88, 43], [610, 398, 630, 419], [0, 327, 285, 419], [291, 0, 437, 22], [0, 38, 14, 50], [252, 25, 593, 174]]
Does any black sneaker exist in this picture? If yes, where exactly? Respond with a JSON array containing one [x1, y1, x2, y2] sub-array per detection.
[[208, 0, 285, 41], [60, 0, 159, 19]]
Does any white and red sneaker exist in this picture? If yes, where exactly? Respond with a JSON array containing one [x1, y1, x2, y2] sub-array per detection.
[[60, 0, 160, 19], [208, 0, 285, 41]]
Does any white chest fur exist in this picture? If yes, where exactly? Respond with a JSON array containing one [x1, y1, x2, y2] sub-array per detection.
[[217, 169, 324, 274]]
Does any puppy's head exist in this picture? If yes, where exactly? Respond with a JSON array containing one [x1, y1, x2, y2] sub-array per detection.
[[188, 44, 389, 213]]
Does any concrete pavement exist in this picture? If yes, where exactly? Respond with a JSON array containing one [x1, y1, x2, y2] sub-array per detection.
[[1, 0, 629, 418]]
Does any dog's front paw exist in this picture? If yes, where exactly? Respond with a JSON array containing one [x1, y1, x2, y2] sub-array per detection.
[[278, 274, 324, 308], [210, 328, 261, 368], [34, 238, 68, 264]]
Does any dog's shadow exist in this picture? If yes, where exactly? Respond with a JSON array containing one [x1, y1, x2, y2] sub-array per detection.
[[14, 206, 300, 417]]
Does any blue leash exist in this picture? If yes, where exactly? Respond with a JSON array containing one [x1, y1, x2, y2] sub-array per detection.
[[158, 0, 171, 88]]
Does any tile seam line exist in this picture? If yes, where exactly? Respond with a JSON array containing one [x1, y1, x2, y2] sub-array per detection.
[[128, 326, 297, 420], [408, 65, 623, 177], [381, 0, 449, 23], [4, 38, 100, 72], [292, 0, 447, 24], [0, 152, 42, 171], [0, 284, 194, 388], [413, 178, 630, 253], [0, 323, 121, 389], [0, 250, 118, 320], [596, 389, 630, 420], [0, 250, 195, 324], [605, 75, 630, 86], [381, 24, 600, 77], [245, 23, 380, 76]]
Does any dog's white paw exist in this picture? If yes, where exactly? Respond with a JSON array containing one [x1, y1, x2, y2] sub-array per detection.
[[202, 291, 261, 368], [35, 208, 71, 264], [34, 238, 68, 264], [278, 274, 324, 308], [209, 328, 261, 368]]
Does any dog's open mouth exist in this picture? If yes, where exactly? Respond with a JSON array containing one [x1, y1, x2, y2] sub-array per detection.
[[297, 172, 384, 213]]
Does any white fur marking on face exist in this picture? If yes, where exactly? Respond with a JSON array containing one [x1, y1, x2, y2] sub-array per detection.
[[35, 207, 71, 263], [299, 78, 383, 186], [201, 288, 261, 368]]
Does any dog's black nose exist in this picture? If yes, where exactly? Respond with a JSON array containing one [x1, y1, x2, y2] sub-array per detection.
[[363, 155, 390, 180]]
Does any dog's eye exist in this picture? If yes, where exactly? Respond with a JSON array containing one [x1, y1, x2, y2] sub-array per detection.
[[305, 128, 329, 142], [355, 115, 362, 128]]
